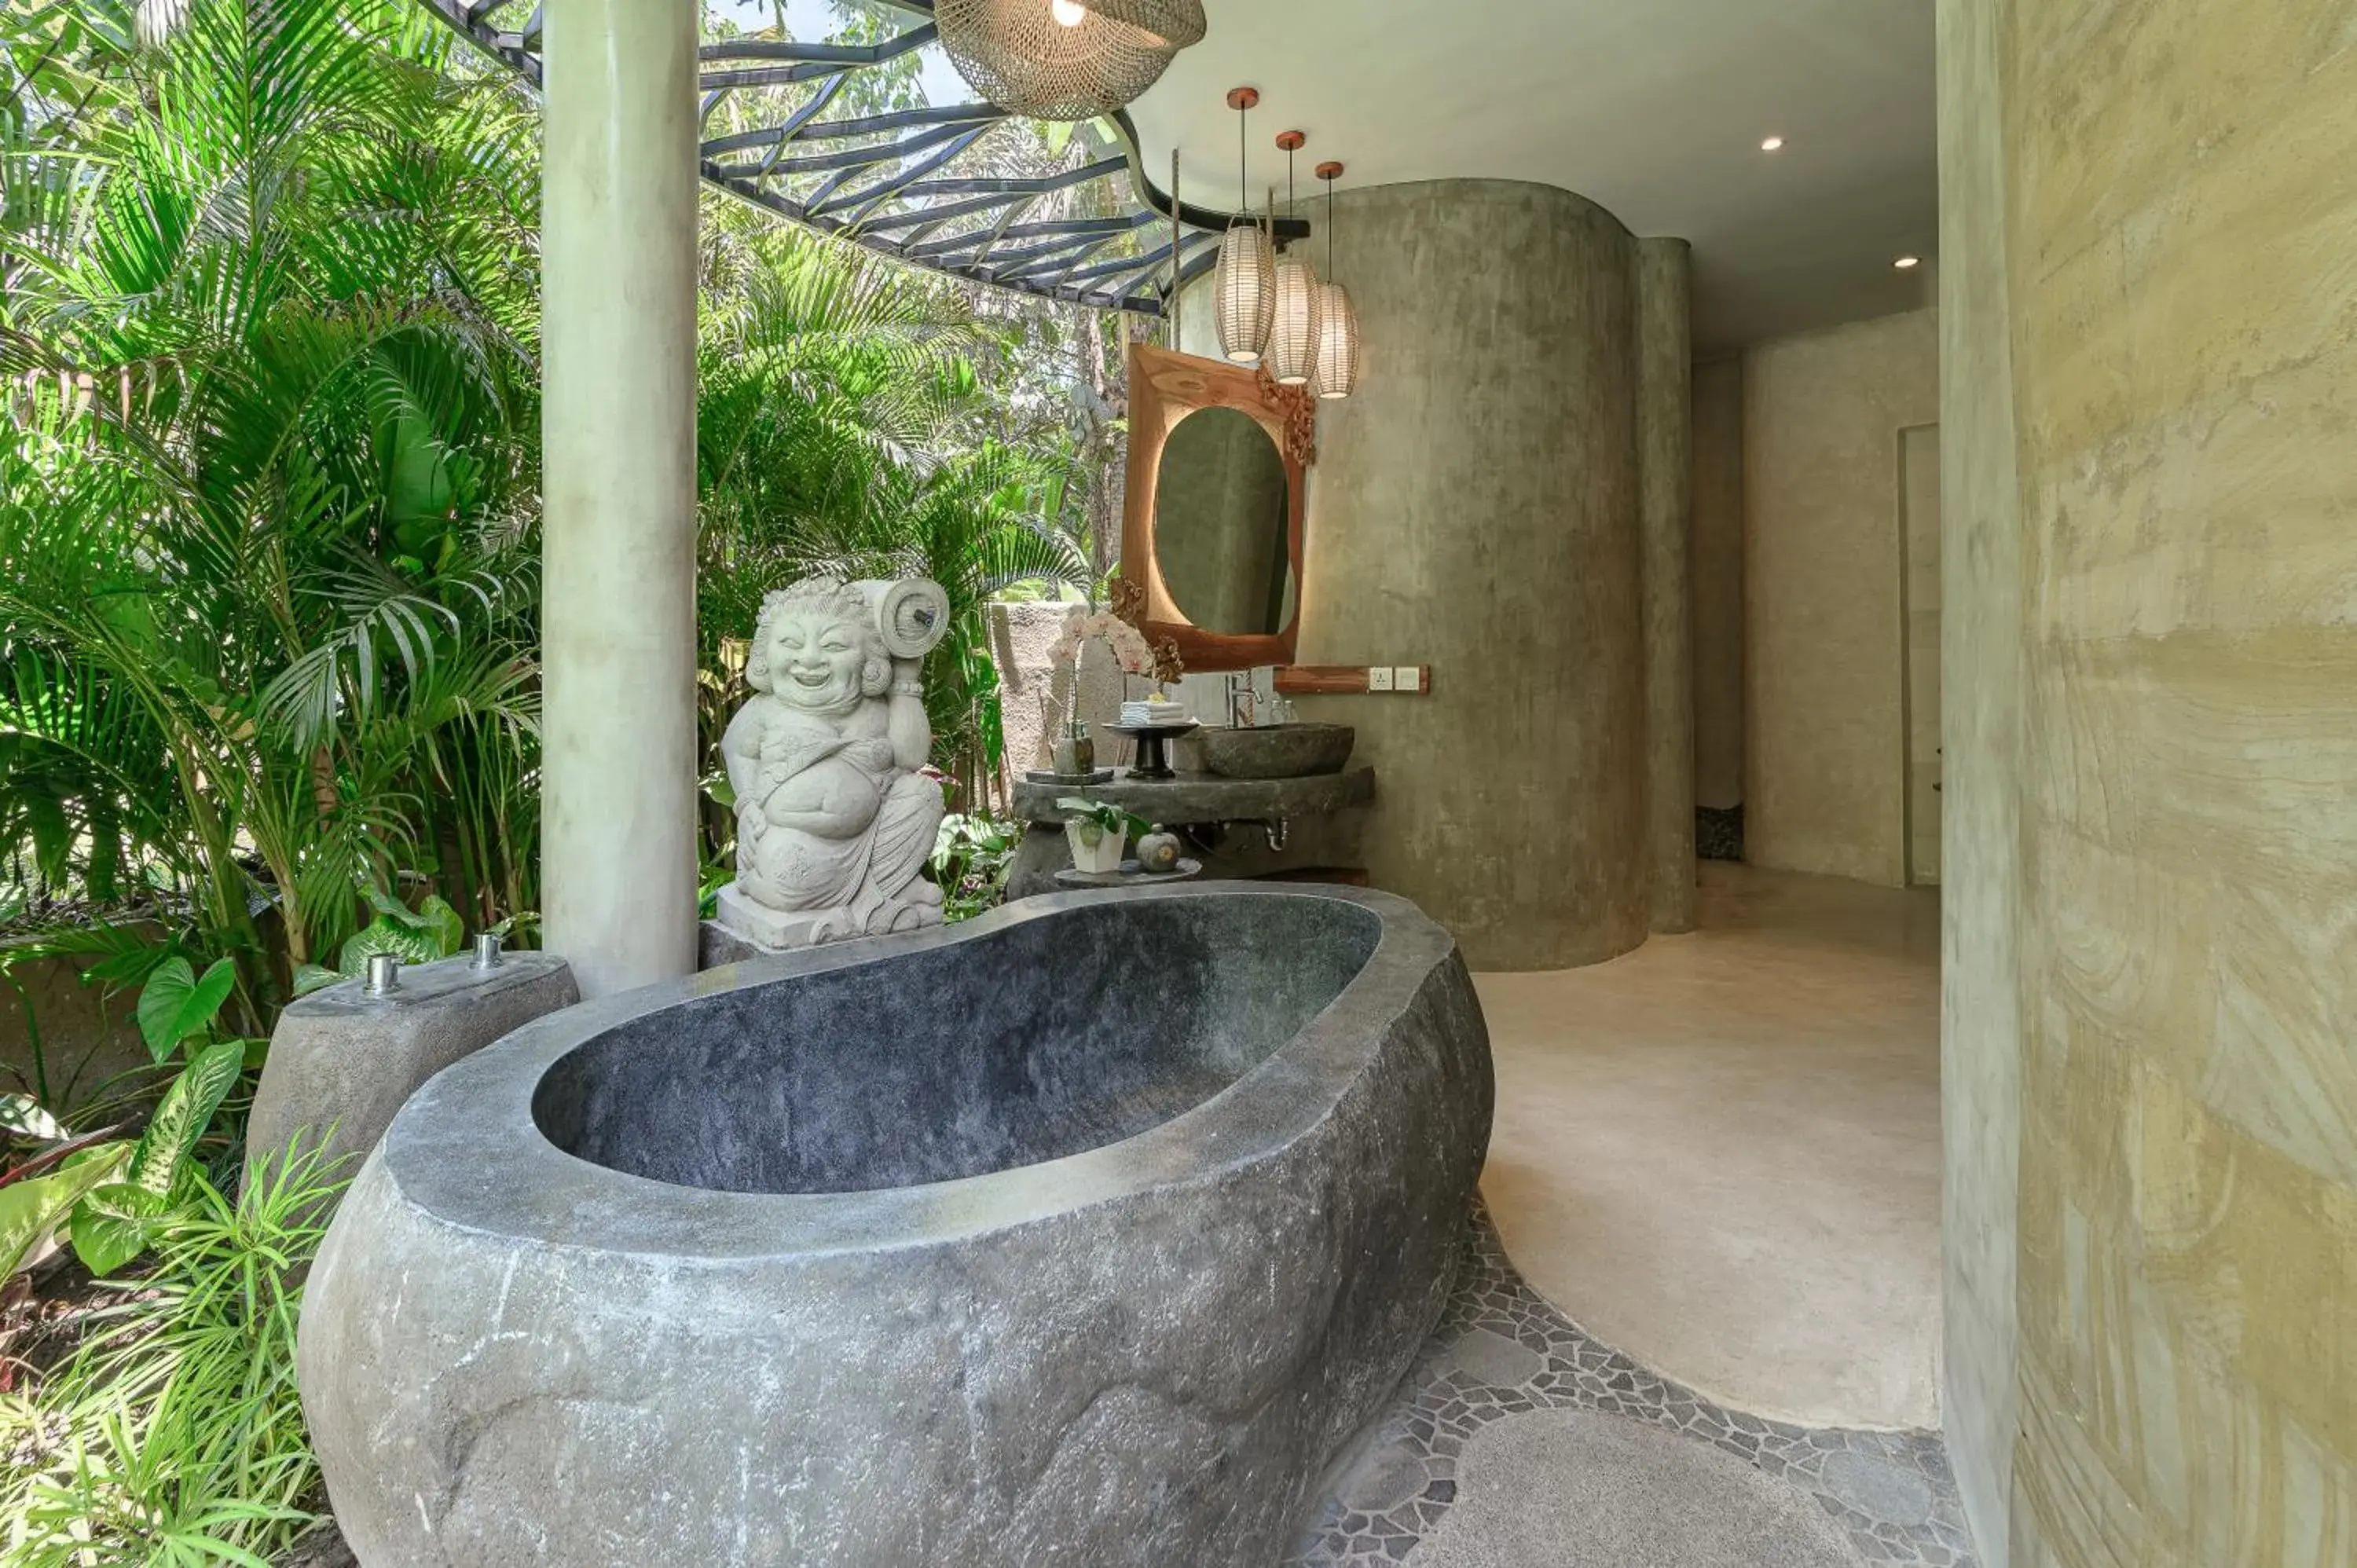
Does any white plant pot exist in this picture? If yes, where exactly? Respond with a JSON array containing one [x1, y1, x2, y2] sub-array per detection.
[[1065, 819, 1128, 874]]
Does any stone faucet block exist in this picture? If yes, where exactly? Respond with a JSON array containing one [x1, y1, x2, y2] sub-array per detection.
[[246, 951, 578, 1184]]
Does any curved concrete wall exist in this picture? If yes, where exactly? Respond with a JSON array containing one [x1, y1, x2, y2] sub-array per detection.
[[1280, 180, 1681, 970]]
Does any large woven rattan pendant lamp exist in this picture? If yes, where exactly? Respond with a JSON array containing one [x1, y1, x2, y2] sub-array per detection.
[[1214, 87, 1276, 365], [937, 0, 1207, 122], [1263, 130, 1324, 387], [1312, 159, 1363, 401]]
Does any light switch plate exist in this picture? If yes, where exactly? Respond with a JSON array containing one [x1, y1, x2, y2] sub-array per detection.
[[1394, 666, 1423, 693], [1368, 666, 1395, 691]]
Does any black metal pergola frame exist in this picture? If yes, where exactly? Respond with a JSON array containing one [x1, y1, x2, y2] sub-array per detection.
[[416, 0, 1306, 315]]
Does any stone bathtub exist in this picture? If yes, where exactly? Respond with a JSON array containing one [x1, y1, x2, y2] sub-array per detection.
[[298, 883, 1493, 1567]]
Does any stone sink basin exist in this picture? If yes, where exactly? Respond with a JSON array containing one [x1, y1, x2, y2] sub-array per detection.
[[1180, 721, 1355, 779]]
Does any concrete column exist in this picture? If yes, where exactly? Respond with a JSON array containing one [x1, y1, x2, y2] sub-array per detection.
[[540, 0, 700, 998], [1295, 180, 1647, 970], [1636, 238, 1696, 933]]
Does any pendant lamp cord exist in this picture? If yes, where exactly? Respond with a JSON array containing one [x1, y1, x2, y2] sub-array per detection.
[[1237, 98, 1248, 215]]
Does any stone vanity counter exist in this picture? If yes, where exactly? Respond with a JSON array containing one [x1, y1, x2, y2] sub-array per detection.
[[1006, 762, 1376, 896]]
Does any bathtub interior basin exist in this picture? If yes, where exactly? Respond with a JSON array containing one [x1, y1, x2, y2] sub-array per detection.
[[531, 892, 1383, 1196]]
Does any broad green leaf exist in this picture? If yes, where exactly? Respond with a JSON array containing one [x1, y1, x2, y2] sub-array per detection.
[[417, 894, 464, 959], [126, 1039, 245, 1197], [0, 1144, 129, 1278], [136, 957, 197, 1061], [292, 962, 345, 998], [361, 883, 431, 928], [0, 1094, 67, 1141], [135, 956, 238, 1063], [336, 916, 443, 974], [68, 1180, 172, 1277], [340, 892, 463, 971]]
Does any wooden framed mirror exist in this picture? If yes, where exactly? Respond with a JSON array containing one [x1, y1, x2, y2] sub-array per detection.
[[1121, 342, 1311, 672]]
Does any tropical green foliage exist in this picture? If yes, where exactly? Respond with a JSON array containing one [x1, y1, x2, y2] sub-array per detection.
[[4, 0, 1080, 1030], [0, 956, 258, 1279], [1, 1145, 348, 1566], [2, 0, 545, 1016], [929, 810, 1022, 922]]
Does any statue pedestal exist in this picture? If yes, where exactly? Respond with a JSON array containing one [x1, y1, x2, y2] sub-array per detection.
[[706, 881, 946, 965], [711, 883, 836, 954]]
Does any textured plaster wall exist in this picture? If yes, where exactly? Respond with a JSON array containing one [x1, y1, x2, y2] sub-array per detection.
[[1941, 2, 2357, 1564], [1934, 0, 2023, 1555], [1293, 180, 1651, 970], [1689, 357, 1746, 812], [1743, 309, 1938, 887]]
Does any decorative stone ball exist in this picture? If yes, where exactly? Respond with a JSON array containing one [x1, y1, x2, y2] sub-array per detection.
[[1136, 827, 1183, 874]]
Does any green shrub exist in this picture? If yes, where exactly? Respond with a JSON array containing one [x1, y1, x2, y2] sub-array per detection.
[[1, 1145, 350, 1566], [930, 810, 1024, 921]]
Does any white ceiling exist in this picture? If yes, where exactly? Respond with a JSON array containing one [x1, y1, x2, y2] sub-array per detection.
[[1127, 0, 1939, 352]]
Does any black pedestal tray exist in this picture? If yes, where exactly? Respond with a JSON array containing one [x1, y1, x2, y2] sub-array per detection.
[[1105, 720, 1199, 781], [1053, 857, 1204, 889]]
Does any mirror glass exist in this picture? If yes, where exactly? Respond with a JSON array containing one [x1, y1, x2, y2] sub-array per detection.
[[1153, 406, 1295, 636]]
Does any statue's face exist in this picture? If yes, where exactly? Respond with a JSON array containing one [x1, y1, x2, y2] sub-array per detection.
[[766, 606, 870, 714]]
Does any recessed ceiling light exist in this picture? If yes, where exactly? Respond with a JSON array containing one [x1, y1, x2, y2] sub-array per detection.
[[1760, 135, 1785, 152], [1894, 255, 1922, 269]]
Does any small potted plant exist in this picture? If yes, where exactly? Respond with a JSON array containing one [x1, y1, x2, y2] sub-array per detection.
[[1058, 797, 1152, 875]]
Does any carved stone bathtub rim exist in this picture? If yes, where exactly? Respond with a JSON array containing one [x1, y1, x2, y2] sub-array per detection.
[[299, 882, 1493, 1567], [322, 881, 1472, 1252]]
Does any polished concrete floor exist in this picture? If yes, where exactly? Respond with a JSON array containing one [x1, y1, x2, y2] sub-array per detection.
[[1475, 863, 1943, 1431]]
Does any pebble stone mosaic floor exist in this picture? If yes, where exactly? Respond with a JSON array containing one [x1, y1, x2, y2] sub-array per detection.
[[1287, 1207, 1979, 1568]]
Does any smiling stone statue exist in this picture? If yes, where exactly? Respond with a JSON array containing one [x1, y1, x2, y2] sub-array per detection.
[[714, 577, 951, 951]]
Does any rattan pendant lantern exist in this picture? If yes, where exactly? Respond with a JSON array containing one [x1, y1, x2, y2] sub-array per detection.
[[1312, 160, 1363, 401], [1214, 88, 1275, 365], [1263, 130, 1324, 387], [937, 0, 1207, 122]]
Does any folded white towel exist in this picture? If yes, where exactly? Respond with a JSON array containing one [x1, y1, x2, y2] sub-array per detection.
[[1120, 698, 1189, 727]]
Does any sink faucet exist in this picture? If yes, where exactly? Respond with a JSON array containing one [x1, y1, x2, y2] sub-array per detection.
[[1226, 674, 1257, 730]]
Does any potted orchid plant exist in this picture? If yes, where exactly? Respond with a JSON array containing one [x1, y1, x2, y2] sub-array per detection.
[[1047, 609, 1159, 683], [1058, 797, 1153, 875], [1047, 609, 1171, 775]]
